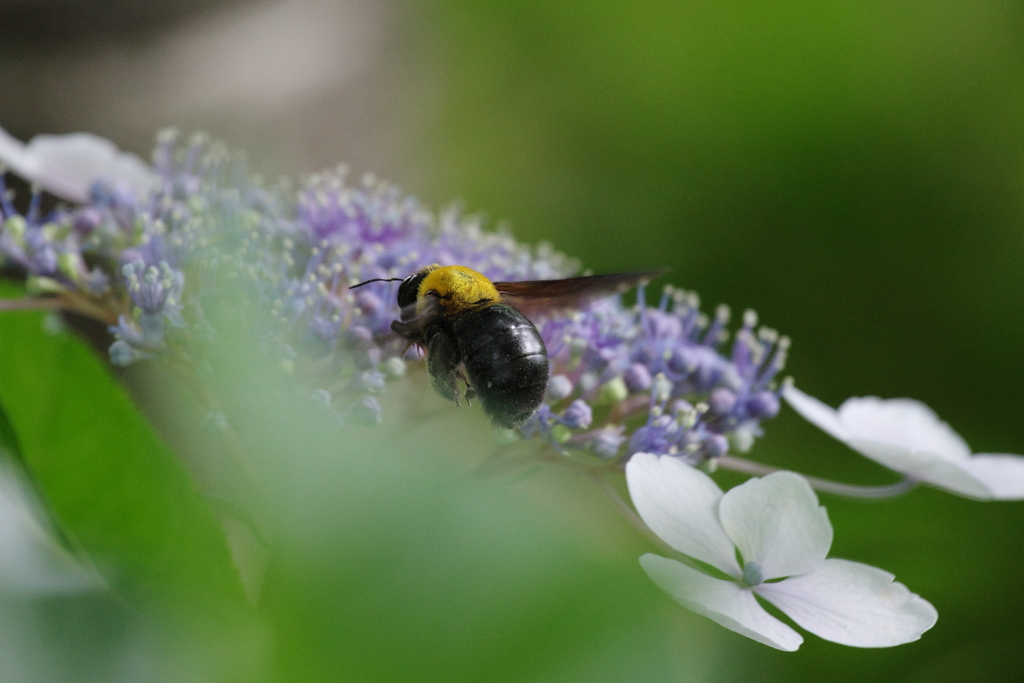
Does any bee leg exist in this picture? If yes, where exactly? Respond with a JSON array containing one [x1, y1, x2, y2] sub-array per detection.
[[461, 370, 477, 407], [426, 330, 464, 406]]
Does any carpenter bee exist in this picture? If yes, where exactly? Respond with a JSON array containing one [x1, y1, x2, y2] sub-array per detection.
[[352, 265, 664, 428]]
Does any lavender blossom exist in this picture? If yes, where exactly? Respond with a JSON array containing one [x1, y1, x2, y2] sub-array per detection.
[[0, 129, 793, 464]]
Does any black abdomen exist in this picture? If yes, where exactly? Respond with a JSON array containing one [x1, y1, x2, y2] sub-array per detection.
[[453, 304, 548, 429]]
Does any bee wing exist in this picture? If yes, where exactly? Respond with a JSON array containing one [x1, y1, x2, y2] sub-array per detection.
[[494, 269, 668, 318], [390, 294, 443, 345]]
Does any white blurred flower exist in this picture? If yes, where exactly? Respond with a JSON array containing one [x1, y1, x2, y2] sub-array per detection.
[[0, 464, 102, 597], [626, 453, 937, 651], [784, 386, 1024, 500], [0, 126, 156, 203]]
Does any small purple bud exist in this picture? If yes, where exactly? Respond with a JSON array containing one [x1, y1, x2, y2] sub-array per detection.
[[598, 345, 629, 369], [666, 347, 695, 375], [708, 388, 737, 415], [73, 208, 103, 236], [591, 425, 626, 459], [689, 347, 724, 390], [702, 434, 729, 459], [629, 414, 679, 455], [671, 399, 694, 416], [109, 315, 147, 346], [679, 431, 702, 449], [746, 391, 780, 419], [624, 363, 652, 393], [643, 309, 683, 339], [628, 425, 657, 454], [547, 374, 573, 400], [127, 264, 173, 314], [29, 245, 58, 274], [631, 345, 655, 365], [562, 400, 593, 430]]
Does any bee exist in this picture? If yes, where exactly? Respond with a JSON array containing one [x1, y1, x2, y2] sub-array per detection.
[[352, 264, 665, 428]]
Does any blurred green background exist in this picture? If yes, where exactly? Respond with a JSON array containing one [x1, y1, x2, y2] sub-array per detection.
[[409, 4, 1024, 680], [2, 0, 1024, 680]]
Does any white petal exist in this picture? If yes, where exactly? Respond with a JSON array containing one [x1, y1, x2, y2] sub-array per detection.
[[0, 126, 156, 203], [782, 385, 852, 441], [959, 454, 1024, 500], [838, 397, 971, 462], [0, 127, 43, 179], [626, 453, 740, 575], [786, 387, 994, 498], [640, 554, 803, 651], [755, 558, 937, 648], [718, 472, 832, 580]]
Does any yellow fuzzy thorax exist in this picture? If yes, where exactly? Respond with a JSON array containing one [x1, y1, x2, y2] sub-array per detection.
[[418, 265, 500, 313]]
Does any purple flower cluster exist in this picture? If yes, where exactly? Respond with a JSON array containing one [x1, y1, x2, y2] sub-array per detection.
[[0, 131, 790, 459], [522, 289, 788, 461], [0, 178, 108, 295]]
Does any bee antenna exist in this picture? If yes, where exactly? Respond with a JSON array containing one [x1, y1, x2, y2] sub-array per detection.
[[350, 277, 404, 289]]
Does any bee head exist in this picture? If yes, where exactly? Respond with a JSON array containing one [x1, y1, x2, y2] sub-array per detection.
[[393, 264, 442, 309], [350, 264, 441, 309], [397, 269, 431, 309]]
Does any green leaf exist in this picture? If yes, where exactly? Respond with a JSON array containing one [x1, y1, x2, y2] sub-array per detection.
[[0, 303, 243, 605], [0, 392, 24, 466]]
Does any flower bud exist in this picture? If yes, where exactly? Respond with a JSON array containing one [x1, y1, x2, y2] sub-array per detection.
[[562, 400, 593, 430], [546, 374, 574, 400], [708, 388, 737, 415], [591, 425, 626, 459], [702, 434, 729, 460], [624, 363, 652, 392], [746, 391, 780, 419]]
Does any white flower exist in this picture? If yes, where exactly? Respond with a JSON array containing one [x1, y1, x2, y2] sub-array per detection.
[[625, 453, 937, 651], [0, 465, 102, 597], [784, 386, 1024, 500], [0, 126, 156, 203]]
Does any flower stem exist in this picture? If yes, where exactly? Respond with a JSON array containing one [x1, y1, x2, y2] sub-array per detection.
[[717, 455, 915, 499], [0, 297, 64, 312], [0, 294, 119, 324]]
